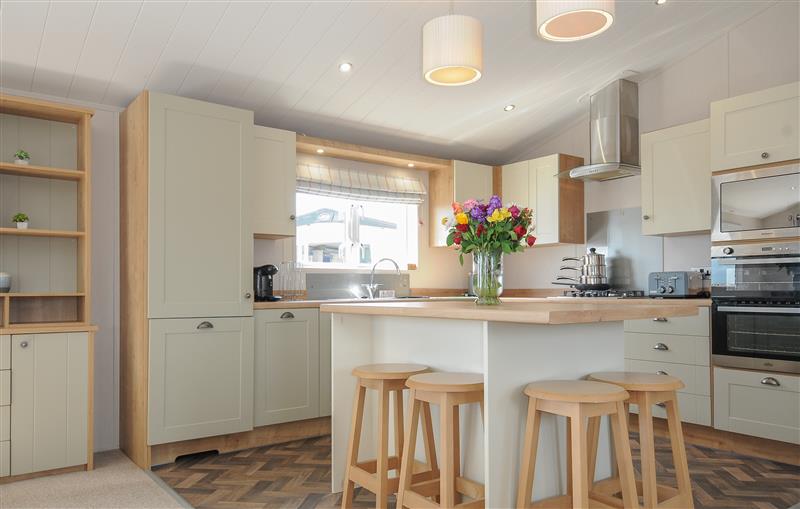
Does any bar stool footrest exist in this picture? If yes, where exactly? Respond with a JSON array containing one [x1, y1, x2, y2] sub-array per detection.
[[592, 476, 681, 506], [530, 494, 621, 509]]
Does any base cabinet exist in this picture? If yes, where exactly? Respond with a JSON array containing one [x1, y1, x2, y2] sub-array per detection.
[[10, 333, 89, 476], [254, 309, 320, 426], [148, 317, 254, 445], [714, 367, 800, 444]]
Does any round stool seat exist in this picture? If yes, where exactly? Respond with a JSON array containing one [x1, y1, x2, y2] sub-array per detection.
[[523, 380, 628, 403], [406, 372, 483, 393], [588, 371, 685, 392], [352, 363, 431, 380]]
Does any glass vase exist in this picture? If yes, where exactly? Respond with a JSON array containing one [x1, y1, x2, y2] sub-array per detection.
[[472, 250, 504, 305]]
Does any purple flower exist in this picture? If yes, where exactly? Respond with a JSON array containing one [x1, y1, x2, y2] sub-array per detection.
[[470, 204, 487, 222], [487, 195, 502, 215]]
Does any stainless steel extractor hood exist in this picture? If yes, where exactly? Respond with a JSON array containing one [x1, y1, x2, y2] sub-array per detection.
[[566, 79, 640, 181]]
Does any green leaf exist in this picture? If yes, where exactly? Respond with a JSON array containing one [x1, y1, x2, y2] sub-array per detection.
[[459, 253, 464, 266]]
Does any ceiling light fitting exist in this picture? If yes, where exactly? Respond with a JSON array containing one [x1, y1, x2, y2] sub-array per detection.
[[504, 104, 516, 111], [338, 62, 353, 72], [422, 14, 483, 86], [537, 0, 615, 42], [316, 148, 325, 154], [407, 163, 415, 168]]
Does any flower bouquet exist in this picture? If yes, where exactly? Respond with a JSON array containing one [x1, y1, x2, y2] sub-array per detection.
[[443, 196, 536, 305]]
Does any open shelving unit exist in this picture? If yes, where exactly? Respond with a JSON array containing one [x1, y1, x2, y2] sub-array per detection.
[[0, 93, 93, 331]]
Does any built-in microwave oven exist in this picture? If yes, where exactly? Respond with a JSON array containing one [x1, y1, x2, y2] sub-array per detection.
[[712, 163, 800, 242]]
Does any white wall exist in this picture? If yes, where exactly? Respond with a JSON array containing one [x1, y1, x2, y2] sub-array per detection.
[[505, 1, 799, 288], [1, 87, 121, 452], [254, 153, 470, 290]]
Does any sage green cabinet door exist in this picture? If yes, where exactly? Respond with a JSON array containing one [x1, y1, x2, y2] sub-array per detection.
[[254, 309, 319, 426], [252, 126, 296, 237], [533, 155, 559, 245], [501, 160, 529, 209], [149, 317, 254, 445], [10, 333, 88, 476], [148, 92, 254, 318], [453, 160, 493, 202], [319, 311, 332, 418]]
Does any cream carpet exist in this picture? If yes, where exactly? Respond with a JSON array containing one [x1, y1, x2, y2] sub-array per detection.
[[0, 450, 189, 509]]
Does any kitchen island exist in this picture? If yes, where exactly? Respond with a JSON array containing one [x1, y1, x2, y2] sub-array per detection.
[[321, 298, 701, 508]]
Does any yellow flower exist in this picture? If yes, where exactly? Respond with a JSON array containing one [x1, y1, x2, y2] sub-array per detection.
[[455, 212, 469, 225], [441, 216, 449, 225], [486, 209, 502, 223]]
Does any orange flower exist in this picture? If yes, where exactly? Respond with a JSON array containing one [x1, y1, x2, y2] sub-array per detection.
[[451, 201, 463, 214]]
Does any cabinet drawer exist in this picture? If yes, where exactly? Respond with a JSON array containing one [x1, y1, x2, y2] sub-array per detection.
[[0, 371, 8, 406], [624, 333, 709, 366], [624, 359, 710, 396], [624, 307, 708, 336], [0, 336, 9, 370], [0, 406, 8, 442], [0, 441, 8, 477], [714, 367, 800, 444], [630, 393, 711, 426]]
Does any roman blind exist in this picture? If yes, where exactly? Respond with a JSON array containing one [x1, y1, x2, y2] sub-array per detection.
[[296, 163, 426, 204]]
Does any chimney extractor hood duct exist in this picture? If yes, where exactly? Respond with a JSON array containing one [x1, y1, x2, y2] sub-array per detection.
[[565, 79, 640, 181]]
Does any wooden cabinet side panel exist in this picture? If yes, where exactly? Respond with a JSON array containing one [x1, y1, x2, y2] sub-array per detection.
[[429, 165, 454, 247], [319, 311, 332, 417], [119, 91, 151, 469], [557, 154, 585, 244]]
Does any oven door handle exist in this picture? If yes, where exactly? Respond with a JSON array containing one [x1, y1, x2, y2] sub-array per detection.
[[715, 257, 800, 265], [716, 306, 800, 314]]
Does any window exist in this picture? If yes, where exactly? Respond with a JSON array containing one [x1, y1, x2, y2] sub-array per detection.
[[293, 162, 425, 269], [295, 192, 419, 268]]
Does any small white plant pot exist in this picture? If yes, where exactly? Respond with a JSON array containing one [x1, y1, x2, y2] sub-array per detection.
[[13, 159, 29, 166], [15, 222, 28, 230]]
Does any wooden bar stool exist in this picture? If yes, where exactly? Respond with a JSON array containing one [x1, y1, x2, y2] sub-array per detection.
[[587, 372, 693, 509], [517, 380, 639, 509], [342, 363, 438, 509], [397, 372, 485, 509]]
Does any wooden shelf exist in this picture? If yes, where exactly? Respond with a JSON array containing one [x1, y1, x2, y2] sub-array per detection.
[[0, 227, 85, 238], [0, 322, 97, 335], [0, 162, 84, 181], [1, 292, 85, 298]]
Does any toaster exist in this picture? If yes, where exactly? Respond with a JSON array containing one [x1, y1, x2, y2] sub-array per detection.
[[648, 271, 709, 298]]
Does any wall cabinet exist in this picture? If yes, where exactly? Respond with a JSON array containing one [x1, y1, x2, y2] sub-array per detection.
[[10, 333, 89, 476], [714, 367, 799, 444], [147, 92, 253, 319], [430, 160, 493, 246], [641, 119, 710, 235], [252, 126, 297, 238], [500, 154, 584, 245], [254, 309, 319, 426], [710, 81, 800, 171], [148, 317, 254, 445]]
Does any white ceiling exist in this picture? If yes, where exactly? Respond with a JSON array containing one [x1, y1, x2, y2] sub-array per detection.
[[0, 1, 773, 165]]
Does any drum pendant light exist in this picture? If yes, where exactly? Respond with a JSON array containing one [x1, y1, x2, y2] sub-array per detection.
[[422, 14, 483, 86], [537, 0, 615, 42]]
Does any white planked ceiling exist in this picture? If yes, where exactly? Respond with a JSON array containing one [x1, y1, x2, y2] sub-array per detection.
[[0, 1, 774, 164]]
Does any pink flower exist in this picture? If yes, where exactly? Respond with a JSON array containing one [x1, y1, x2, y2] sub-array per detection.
[[508, 205, 520, 219], [462, 199, 479, 212]]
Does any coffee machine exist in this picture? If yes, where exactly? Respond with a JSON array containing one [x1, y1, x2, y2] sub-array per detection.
[[254, 264, 280, 302]]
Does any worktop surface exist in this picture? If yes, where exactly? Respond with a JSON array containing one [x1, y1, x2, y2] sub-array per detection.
[[319, 298, 702, 324]]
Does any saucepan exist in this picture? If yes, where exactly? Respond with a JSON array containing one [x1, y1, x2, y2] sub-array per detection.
[[563, 247, 606, 266], [560, 265, 607, 277], [553, 276, 610, 291]]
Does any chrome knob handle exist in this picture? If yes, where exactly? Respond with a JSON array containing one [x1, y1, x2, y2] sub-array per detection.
[[197, 321, 214, 329], [722, 247, 734, 255], [656, 370, 669, 376], [653, 343, 669, 351], [289, 214, 296, 220], [643, 214, 650, 220], [761, 151, 769, 159], [19, 341, 28, 348], [245, 292, 252, 299], [280, 312, 295, 319], [760, 376, 780, 387]]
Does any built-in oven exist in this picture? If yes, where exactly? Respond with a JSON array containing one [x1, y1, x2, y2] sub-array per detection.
[[712, 163, 800, 242], [710, 241, 800, 373]]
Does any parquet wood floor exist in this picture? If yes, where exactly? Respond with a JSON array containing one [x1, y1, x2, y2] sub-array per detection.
[[154, 434, 799, 509]]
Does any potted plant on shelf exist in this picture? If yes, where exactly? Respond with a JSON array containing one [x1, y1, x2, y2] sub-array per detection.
[[13, 150, 30, 165], [12, 213, 29, 230], [443, 196, 536, 305]]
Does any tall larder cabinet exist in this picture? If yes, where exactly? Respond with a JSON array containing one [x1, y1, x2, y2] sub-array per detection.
[[120, 91, 254, 469]]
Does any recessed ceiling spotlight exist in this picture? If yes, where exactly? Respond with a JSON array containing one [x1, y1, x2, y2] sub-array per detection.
[[504, 104, 516, 112], [655, 0, 666, 4], [316, 148, 325, 154], [407, 163, 415, 168], [338, 62, 353, 73]]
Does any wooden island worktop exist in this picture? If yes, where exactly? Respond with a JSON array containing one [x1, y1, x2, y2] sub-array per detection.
[[320, 297, 701, 324], [325, 297, 707, 507]]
